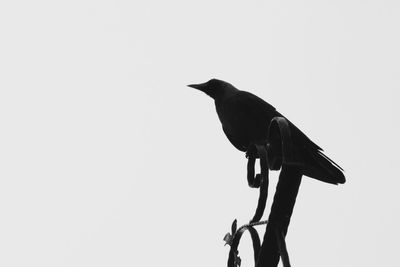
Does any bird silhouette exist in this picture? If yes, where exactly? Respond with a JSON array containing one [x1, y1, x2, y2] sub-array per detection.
[[188, 78, 345, 185]]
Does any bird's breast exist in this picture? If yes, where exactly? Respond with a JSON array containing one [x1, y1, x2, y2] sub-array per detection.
[[215, 100, 269, 147]]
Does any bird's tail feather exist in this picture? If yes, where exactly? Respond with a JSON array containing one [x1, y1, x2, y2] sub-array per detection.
[[302, 150, 346, 185]]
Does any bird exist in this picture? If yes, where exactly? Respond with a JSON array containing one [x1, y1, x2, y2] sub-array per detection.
[[188, 78, 345, 185]]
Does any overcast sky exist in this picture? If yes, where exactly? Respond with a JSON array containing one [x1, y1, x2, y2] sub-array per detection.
[[1, 1, 400, 266]]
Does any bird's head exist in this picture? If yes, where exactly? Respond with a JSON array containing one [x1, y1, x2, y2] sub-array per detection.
[[188, 79, 233, 100]]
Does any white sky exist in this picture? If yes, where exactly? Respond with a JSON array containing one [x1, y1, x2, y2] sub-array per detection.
[[1, 1, 399, 266]]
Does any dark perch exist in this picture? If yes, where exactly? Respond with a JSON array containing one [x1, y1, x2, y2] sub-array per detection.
[[226, 117, 303, 267]]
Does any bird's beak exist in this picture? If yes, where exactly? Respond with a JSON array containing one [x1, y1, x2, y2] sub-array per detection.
[[187, 83, 207, 91]]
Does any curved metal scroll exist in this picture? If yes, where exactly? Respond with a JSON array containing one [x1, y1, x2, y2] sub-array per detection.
[[226, 116, 303, 267], [226, 143, 269, 267], [227, 222, 262, 267], [247, 143, 269, 223], [267, 116, 296, 169]]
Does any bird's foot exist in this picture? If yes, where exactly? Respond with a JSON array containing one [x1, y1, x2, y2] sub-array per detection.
[[245, 145, 258, 159]]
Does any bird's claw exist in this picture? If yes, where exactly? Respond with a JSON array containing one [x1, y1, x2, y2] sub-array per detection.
[[245, 145, 258, 159]]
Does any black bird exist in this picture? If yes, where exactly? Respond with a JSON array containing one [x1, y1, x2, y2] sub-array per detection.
[[188, 79, 345, 185]]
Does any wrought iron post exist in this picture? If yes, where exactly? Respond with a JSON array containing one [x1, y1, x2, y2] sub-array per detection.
[[225, 117, 303, 267]]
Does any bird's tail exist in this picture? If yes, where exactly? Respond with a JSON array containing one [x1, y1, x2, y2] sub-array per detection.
[[302, 150, 346, 185]]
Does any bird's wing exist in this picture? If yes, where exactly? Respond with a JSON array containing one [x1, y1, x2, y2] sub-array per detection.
[[237, 91, 323, 151], [231, 92, 345, 183], [232, 91, 278, 117], [285, 120, 323, 151]]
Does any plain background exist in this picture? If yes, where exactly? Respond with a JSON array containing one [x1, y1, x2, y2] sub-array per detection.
[[1, 1, 399, 266]]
